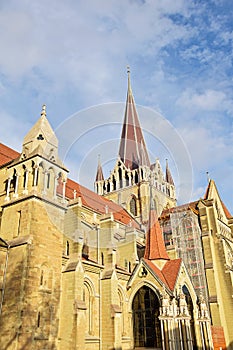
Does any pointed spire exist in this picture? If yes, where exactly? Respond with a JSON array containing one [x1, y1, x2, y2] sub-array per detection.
[[165, 159, 174, 185], [95, 155, 104, 181], [144, 185, 170, 260], [118, 67, 150, 170], [144, 209, 170, 260], [22, 104, 58, 160]]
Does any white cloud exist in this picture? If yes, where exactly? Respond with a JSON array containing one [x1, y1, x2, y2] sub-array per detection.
[[0, 1, 192, 88], [0, 0, 232, 212], [0, 110, 31, 150], [176, 89, 233, 113]]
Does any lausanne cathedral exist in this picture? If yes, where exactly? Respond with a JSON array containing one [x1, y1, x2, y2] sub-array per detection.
[[0, 71, 233, 350]]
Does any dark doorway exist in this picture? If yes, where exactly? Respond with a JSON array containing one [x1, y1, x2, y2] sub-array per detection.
[[132, 286, 162, 348]]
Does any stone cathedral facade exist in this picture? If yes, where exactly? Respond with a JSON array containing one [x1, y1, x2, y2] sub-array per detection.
[[0, 72, 232, 350]]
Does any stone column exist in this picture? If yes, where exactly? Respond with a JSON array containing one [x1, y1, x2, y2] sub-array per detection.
[[178, 319, 184, 350], [160, 318, 165, 350], [42, 170, 47, 194], [5, 177, 12, 201], [33, 166, 39, 186], [62, 179, 66, 203], [53, 175, 57, 198]]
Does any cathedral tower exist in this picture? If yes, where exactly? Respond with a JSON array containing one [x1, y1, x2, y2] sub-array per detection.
[[95, 69, 176, 223], [0, 105, 68, 349]]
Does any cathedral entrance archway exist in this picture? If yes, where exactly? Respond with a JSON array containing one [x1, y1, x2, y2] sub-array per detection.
[[132, 286, 162, 349]]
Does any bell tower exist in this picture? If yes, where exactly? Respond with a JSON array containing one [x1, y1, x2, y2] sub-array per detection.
[[0, 105, 69, 348], [95, 69, 176, 223]]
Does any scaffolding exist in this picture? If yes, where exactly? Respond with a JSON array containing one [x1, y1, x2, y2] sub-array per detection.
[[161, 206, 209, 303]]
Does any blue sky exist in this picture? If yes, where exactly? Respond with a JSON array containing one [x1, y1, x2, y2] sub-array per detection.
[[0, 0, 232, 212]]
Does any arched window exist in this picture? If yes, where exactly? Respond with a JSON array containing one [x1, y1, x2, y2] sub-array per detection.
[[66, 241, 70, 256], [130, 197, 137, 216], [101, 252, 104, 265], [23, 167, 27, 188], [47, 172, 50, 189], [113, 176, 116, 190], [84, 284, 91, 334], [119, 167, 123, 188], [39, 264, 53, 290], [84, 281, 95, 336], [36, 307, 50, 339], [37, 312, 41, 328], [40, 270, 44, 286], [141, 168, 144, 180], [125, 172, 129, 186]]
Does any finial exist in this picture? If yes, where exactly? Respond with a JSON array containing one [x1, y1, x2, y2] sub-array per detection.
[[41, 104, 46, 117], [127, 65, 132, 92], [206, 171, 210, 182]]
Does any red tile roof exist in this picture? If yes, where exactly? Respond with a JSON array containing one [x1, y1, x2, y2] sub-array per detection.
[[144, 209, 169, 260], [0, 141, 139, 228], [161, 259, 182, 290], [144, 258, 182, 291], [0, 143, 20, 166], [58, 178, 140, 228]]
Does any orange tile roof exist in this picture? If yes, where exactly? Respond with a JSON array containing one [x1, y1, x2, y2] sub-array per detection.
[[161, 258, 182, 290], [58, 178, 140, 228], [0, 143, 20, 166], [144, 259, 168, 285], [144, 209, 169, 260], [144, 258, 182, 291], [0, 141, 139, 228]]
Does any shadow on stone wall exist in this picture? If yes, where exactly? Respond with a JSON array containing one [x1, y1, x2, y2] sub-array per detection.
[[0, 243, 60, 350]]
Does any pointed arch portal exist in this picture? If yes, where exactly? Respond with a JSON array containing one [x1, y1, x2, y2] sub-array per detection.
[[132, 286, 162, 348]]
